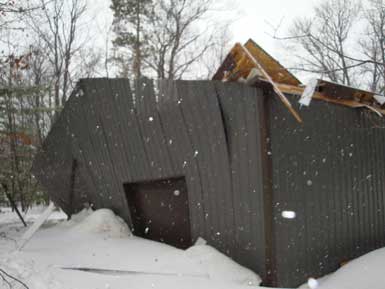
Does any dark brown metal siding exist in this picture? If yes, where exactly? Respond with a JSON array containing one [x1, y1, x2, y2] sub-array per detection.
[[268, 96, 385, 287], [32, 79, 268, 265], [32, 89, 88, 214], [33, 78, 385, 287], [215, 82, 269, 280], [173, 81, 235, 253]]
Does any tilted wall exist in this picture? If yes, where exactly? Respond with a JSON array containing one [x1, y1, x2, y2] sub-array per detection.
[[32, 79, 269, 280], [33, 78, 385, 287]]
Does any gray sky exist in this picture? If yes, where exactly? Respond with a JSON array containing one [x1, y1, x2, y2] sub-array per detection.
[[230, 0, 321, 81], [231, 0, 318, 55], [91, 0, 319, 47], [88, 0, 321, 80]]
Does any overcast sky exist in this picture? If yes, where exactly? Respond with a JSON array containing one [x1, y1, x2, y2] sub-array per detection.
[[231, 0, 318, 53], [88, 0, 322, 80], [91, 0, 319, 51]]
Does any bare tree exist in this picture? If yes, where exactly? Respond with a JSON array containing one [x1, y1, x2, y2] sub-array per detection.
[[73, 48, 104, 79], [27, 40, 53, 144], [200, 24, 232, 79], [275, 0, 361, 85], [0, 43, 46, 210], [25, 0, 87, 109], [145, 0, 221, 80], [360, 0, 385, 94], [0, 1, 43, 35]]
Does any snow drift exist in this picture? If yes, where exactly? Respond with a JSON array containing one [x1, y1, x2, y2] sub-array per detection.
[[1, 207, 265, 289], [315, 247, 385, 289], [186, 243, 262, 286], [70, 208, 131, 238], [0, 257, 63, 289]]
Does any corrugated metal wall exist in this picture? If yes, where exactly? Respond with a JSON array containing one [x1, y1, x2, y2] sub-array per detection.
[[269, 95, 385, 287], [35, 78, 385, 287], [32, 79, 268, 279], [32, 89, 89, 214], [216, 83, 269, 280]]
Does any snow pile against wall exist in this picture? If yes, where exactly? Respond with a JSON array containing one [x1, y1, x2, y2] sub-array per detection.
[[298, 275, 330, 289], [315, 247, 385, 289], [70, 209, 131, 238], [64, 207, 93, 225], [185, 244, 262, 286]]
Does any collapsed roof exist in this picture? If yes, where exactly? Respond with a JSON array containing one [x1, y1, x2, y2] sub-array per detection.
[[213, 39, 385, 121]]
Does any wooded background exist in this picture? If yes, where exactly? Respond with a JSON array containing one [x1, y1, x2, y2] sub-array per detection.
[[0, 0, 384, 210]]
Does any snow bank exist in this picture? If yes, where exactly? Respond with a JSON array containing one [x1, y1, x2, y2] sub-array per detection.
[[0, 206, 66, 225], [71, 209, 131, 238], [315, 247, 385, 289], [63, 207, 93, 226], [185, 244, 262, 286], [298, 274, 330, 289], [2, 207, 266, 289], [0, 257, 63, 289]]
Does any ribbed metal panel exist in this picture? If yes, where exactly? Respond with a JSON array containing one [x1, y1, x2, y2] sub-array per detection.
[[32, 79, 248, 260], [269, 96, 385, 287], [33, 79, 385, 288], [32, 89, 83, 214], [173, 80, 234, 254], [215, 82, 269, 280]]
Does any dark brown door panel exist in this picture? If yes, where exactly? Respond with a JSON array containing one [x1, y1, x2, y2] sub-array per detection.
[[124, 177, 192, 249]]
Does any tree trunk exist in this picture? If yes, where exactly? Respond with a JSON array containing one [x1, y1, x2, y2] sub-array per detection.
[[133, 0, 141, 79]]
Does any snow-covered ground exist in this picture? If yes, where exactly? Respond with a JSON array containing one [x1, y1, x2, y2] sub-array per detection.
[[313, 248, 385, 289], [2, 206, 385, 289], [0, 206, 266, 289]]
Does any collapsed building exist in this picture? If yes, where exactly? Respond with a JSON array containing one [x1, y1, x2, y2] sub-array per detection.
[[32, 39, 385, 287]]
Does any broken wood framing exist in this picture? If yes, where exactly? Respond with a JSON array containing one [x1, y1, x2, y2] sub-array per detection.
[[213, 41, 303, 123], [278, 82, 385, 117], [240, 43, 303, 123], [17, 202, 55, 251], [213, 39, 385, 119]]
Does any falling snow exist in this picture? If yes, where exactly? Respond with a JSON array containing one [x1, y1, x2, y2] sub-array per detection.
[[282, 211, 296, 219], [173, 190, 181, 196]]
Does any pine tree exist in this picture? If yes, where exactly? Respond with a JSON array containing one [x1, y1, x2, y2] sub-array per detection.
[[110, 0, 153, 79]]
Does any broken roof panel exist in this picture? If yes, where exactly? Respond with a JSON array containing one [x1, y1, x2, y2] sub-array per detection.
[[214, 38, 385, 118], [296, 79, 385, 116], [317, 79, 378, 103], [213, 40, 303, 123], [244, 39, 302, 86], [213, 39, 301, 86]]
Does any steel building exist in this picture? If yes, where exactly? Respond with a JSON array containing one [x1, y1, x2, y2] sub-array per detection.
[[32, 40, 385, 287]]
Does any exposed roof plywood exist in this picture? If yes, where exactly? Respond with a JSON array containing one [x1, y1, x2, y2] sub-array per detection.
[[278, 82, 385, 116], [244, 39, 302, 86], [213, 43, 256, 82], [213, 39, 301, 87], [214, 38, 385, 118]]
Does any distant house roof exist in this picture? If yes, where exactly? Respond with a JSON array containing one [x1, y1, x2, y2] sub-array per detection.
[[214, 39, 385, 119]]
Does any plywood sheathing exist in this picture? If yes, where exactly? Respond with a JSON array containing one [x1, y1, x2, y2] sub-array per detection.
[[213, 39, 385, 118], [279, 81, 385, 117], [213, 41, 303, 123], [213, 39, 301, 86], [244, 39, 302, 86]]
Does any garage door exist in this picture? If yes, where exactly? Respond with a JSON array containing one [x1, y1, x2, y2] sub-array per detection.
[[124, 177, 192, 249]]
